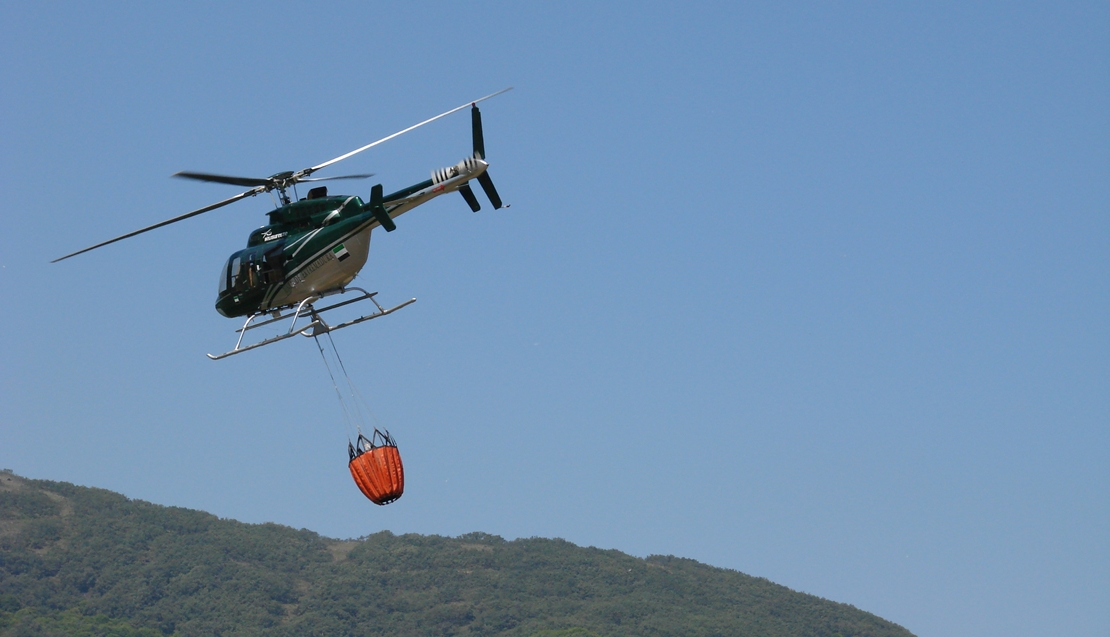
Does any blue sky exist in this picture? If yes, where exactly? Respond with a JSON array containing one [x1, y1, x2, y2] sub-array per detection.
[[2, 3, 1107, 636]]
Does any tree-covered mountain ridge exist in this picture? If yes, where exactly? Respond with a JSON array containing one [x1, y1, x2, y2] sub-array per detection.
[[0, 470, 914, 637]]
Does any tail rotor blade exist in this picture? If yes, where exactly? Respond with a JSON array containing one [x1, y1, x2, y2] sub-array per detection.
[[476, 173, 502, 209], [472, 102, 505, 208], [472, 105, 485, 160], [458, 183, 481, 212]]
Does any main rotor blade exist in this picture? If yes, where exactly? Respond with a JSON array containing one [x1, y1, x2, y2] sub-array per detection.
[[52, 188, 261, 263], [297, 173, 375, 183], [173, 171, 272, 188], [300, 87, 513, 178]]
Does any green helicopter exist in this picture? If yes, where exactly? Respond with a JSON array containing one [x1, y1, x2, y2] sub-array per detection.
[[53, 89, 512, 359]]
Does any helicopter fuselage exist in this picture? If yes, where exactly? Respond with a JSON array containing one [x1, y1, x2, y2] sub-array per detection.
[[215, 154, 489, 318], [216, 195, 376, 318]]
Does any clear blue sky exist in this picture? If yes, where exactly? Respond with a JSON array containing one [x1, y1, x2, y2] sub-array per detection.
[[2, 3, 1106, 636]]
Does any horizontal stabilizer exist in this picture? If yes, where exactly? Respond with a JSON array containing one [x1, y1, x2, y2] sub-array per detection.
[[369, 184, 396, 231]]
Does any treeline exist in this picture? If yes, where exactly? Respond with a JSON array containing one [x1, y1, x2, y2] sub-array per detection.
[[0, 472, 913, 637]]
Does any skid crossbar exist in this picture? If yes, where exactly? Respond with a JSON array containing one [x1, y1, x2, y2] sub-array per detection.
[[207, 287, 416, 360]]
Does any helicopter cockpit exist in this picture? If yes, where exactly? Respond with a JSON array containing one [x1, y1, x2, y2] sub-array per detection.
[[217, 243, 286, 302]]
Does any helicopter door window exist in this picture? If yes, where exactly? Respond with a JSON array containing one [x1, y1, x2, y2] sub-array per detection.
[[230, 254, 268, 292], [230, 256, 246, 291], [261, 243, 286, 284]]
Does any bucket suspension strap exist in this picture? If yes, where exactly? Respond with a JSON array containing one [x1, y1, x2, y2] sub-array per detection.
[[326, 331, 383, 440], [325, 331, 371, 427], [314, 333, 356, 440], [315, 332, 382, 451]]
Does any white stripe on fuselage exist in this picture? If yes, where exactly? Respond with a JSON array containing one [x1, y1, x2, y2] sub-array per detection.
[[287, 197, 356, 258], [263, 218, 375, 308]]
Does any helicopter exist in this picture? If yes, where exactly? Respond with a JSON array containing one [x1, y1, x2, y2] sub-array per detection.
[[53, 88, 512, 360]]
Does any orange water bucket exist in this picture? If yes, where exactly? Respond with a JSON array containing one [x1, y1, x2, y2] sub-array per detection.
[[348, 431, 404, 505]]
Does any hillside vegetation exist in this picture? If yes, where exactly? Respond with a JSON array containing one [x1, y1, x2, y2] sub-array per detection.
[[0, 471, 914, 637]]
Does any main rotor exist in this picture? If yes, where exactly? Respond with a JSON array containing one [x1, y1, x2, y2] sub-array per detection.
[[172, 169, 373, 207], [52, 88, 513, 263]]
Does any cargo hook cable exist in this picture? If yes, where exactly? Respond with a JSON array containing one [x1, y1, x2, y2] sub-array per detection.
[[314, 334, 357, 442], [314, 332, 383, 448], [323, 330, 383, 437]]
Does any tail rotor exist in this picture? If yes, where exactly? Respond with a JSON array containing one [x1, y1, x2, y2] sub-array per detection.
[[458, 103, 504, 211]]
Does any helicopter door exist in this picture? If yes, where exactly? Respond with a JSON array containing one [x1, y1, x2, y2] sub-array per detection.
[[226, 253, 258, 293], [234, 255, 254, 291], [261, 242, 286, 284], [220, 244, 284, 298], [219, 255, 242, 295]]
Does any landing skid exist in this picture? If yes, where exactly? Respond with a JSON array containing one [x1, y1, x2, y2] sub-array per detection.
[[207, 287, 416, 360]]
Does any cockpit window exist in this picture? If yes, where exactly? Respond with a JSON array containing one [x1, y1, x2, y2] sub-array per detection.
[[219, 246, 284, 298], [219, 256, 238, 295]]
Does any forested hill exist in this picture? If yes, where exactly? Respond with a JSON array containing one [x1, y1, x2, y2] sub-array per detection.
[[0, 471, 914, 637]]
